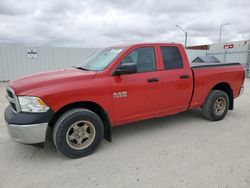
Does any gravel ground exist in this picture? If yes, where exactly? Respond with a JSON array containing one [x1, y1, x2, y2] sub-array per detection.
[[0, 79, 250, 188]]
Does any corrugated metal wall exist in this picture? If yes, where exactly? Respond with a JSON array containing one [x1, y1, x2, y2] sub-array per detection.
[[1, 42, 249, 81], [207, 41, 249, 65], [187, 40, 250, 77], [0, 44, 98, 81]]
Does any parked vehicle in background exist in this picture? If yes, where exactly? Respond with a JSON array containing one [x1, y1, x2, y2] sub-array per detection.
[[4, 43, 245, 158]]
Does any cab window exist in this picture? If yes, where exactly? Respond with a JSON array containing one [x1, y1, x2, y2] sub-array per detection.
[[121, 47, 156, 72], [160, 46, 183, 69]]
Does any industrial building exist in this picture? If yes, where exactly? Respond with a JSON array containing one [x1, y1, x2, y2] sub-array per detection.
[[186, 40, 250, 77], [0, 40, 249, 81], [0, 44, 98, 81]]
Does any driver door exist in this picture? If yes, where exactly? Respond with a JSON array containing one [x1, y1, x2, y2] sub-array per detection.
[[110, 47, 162, 124]]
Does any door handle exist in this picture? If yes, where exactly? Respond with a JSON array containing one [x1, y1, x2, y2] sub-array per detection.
[[147, 78, 159, 83], [179, 75, 190, 79]]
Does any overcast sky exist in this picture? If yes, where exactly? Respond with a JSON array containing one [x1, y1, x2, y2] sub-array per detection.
[[0, 0, 249, 47]]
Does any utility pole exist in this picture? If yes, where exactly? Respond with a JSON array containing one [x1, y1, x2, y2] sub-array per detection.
[[219, 23, 230, 43], [176, 25, 187, 47]]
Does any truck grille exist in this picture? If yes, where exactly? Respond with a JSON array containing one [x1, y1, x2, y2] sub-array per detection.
[[6, 87, 20, 113]]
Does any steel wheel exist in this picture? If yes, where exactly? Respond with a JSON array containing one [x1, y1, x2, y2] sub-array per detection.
[[66, 120, 96, 150], [213, 97, 226, 116]]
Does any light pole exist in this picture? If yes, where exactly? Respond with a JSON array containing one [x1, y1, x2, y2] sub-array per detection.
[[176, 25, 187, 47], [219, 23, 230, 43]]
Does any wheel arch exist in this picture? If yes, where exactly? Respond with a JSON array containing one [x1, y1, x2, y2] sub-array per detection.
[[49, 101, 112, 142], [211, 82, 234, 110]]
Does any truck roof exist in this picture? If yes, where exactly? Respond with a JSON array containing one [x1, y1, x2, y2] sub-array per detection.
[[110, 42, 183, 48]]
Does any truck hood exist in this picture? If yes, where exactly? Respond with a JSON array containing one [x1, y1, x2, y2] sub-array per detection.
[[10, 68, 97, 95]]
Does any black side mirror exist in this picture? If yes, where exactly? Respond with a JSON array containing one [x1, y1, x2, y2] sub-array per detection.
[[113, 62, 137, 75]]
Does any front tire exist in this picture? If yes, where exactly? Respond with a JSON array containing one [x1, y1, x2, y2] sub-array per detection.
[[53, 108, 104, 158], [202, 90, 229, 121]]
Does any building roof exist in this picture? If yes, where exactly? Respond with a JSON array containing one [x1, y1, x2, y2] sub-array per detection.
[[192, 56, 220, 63]]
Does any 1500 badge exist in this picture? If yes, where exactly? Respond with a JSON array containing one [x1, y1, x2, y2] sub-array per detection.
[[113, 91, 127, 98]]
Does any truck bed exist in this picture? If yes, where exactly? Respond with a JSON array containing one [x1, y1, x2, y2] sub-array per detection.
[[189, 62, 244, 110], [191, 62, 241, 68]]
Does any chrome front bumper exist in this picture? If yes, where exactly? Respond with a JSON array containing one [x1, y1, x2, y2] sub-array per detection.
[[4, 104, 54, 144], [6, 123, 48, 144]]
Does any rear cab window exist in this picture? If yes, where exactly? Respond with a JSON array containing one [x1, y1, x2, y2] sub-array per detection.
[[160, 46, 183, 70]]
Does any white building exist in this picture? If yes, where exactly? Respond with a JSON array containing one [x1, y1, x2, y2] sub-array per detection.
[[187, 40, 250, 77], [0, 44, 98, 81], [0, 41, 249, 81]]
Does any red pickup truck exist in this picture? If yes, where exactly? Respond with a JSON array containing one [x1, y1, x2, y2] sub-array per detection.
[[5, 43, 245, 158]]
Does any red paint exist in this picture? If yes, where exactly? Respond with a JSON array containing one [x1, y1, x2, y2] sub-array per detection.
[[9, 43, 245, 126], [224, 44, 234, 49]]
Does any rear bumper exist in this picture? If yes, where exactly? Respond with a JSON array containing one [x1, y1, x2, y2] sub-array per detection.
[[4, 105, 54, 144], [6, 123, 48, 144], [239, 86, 244, 97]]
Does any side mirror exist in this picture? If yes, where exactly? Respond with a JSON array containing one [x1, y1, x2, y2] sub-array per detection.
[[113, 62, 137, 76]]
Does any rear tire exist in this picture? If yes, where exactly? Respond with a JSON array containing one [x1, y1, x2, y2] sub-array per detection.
[[202, 90, 229, 121], [53, 108, 104, 158]]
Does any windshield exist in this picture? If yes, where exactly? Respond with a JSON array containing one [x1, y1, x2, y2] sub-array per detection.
[[78, 47, 124, 71]]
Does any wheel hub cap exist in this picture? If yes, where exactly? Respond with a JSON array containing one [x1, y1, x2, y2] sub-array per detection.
[[213, 97, 226, 116], [66, 120, 96, 150]]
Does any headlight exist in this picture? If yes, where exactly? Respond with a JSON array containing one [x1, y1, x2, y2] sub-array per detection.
[[18, 96, 49, 112]]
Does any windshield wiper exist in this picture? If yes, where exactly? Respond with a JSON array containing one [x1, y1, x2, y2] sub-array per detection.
[[75, 66, 89, 71]]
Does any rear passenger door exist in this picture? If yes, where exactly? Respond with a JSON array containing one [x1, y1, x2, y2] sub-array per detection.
[[159, 45, 193, 113]]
